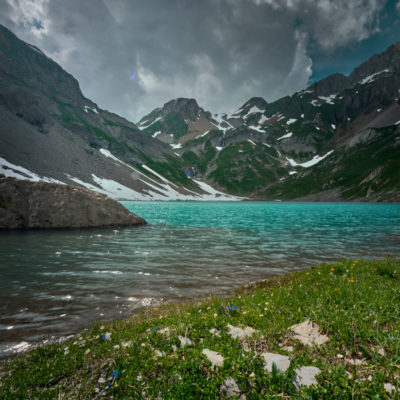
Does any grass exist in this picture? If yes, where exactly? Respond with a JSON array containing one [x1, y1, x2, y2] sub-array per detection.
[[1, 258, 399, 398]]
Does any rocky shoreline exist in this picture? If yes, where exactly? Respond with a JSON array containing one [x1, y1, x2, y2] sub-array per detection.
[[0, 176, 146, 229]]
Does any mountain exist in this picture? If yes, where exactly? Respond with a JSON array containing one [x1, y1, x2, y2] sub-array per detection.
[[0, 25, 238, 201], [140, 44, 400, 201], [1, 24, 399, 202]]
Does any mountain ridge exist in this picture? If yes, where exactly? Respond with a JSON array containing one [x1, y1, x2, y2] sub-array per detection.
[[0, 24, 399, 202]]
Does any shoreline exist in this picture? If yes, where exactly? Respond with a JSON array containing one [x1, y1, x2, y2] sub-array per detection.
[[1, 258, 399, 398]]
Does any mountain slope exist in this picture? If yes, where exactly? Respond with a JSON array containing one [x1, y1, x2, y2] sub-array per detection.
[[0, 25, 238, 201], [141, 42, 400, 201]]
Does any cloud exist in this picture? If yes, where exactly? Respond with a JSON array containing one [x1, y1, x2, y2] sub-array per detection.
[[0, 0, 385, 121]]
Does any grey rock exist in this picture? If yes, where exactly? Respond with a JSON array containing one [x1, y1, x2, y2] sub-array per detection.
[[227, 324, 256, 339], [261, 352, 291, 372], [0, 177, 146, 229], [289, 320, 329, 346], [202, 348, 224, 367], [292, 366, 321, 390], [220, 377, 241, 398], [178, 335, 193, 347]]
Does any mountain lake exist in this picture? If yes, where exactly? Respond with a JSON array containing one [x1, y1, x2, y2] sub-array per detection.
[[0, 201, 399, 359]]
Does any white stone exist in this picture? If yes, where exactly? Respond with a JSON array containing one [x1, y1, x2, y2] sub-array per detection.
[[227, 324, 256, 339], [105, 332, 112, 341], [220, 377, 241, 398], [292, 366, 321, 390], [282, 346, 293, 352], [209, 328, 220, 336], [154, 349, 164, 358], [202, 348, 224, 367], [159, 327, 170, 335], [98, 377, 106, 384], [178, 336, 193, 347], [290, 320, 329, 346], [384, 383, 396, 393], [261, 352, 291, 372]]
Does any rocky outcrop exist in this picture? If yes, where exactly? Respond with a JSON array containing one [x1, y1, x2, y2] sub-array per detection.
[[0, 176, 146, 229]]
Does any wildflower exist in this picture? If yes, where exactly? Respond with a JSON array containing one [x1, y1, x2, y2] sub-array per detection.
[[107, 382, 112, 388], [99, 333, 105, 340], [230, 305, 238, 312], [354, 260, 358, 263], [152, 328, 157, 333], [334, 288, 338, 291], [279, 308, 282, 312], [351, 266, 354, 270], [112, 370, 120, 378], [331, 267, 335, 272]]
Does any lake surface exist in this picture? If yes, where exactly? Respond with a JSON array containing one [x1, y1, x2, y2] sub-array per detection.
[[1, 201, 399, 359]]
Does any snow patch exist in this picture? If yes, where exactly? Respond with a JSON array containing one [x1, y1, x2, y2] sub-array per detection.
[[0, 156, 64, 184], [331, 124, 336, 130], [318, 94, 337, 104], [138, 116, 163, 129], [246, 105, 264, 116], [196, 129, 210, 139], [247, 139, 257, 146], [286, 118, 297, 125], [84, 105, 98, 114], [277, 132, 293, 140], [286, 150, 334, 168], [360, 69, 389, 85], [249, 125, 265, 133], [170, 143, 182, 149], [216, 146, 223, 151], [152, 131, 161, 138]]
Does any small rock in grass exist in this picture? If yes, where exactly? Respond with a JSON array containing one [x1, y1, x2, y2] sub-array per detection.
[[154, 349, 165, 358], [289, 320, 329, 346], [202, 348, 224, 367], [98, 377, 106, 384], [292, 366, 321, 390], [261, 352, 291, 372], [220, 377, 241, 398], [384, 383, 396, 393], [345, 357, 365, 366], [172, 344, 177, 352], [105, 332, 112, 341], [159, 327, 170, 335], [178, 336, 193, 347], [242, 341, 250, 352], [282, 346, 293, 352], [209, 328, 220, 336], [378, 348, 386, 357], [227, 324, 256, 339]]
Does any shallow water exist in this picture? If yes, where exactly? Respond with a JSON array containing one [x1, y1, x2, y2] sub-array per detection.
[[1, 201, 399, 358]]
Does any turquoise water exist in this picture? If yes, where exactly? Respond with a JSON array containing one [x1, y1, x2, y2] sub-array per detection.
[[0, 201, 399, 358]]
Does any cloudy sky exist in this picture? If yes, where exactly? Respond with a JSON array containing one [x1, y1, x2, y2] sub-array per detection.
[[1, 0, 400, 122]]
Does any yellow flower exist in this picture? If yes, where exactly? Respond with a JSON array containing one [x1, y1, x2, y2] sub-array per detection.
[[354, 260, 358, 263], [350, 266, 354, 270], [331, 267, 335, 272], [334, 288, 338, 291]]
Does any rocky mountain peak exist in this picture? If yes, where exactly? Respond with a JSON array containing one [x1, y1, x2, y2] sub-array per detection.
[[162, 98, 201, 121], [0, 24, 82, 102], [239, 97, 268, 113]]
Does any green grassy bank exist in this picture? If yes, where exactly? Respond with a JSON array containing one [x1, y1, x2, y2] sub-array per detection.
[[1, 258, 399, 399]]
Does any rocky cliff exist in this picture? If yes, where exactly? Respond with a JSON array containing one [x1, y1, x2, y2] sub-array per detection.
[[0, 176, 146, 229]]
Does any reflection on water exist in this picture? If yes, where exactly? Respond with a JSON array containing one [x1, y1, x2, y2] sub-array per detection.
[[1, 201, 399, 358]]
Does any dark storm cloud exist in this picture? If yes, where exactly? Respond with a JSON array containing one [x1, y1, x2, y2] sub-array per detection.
[[0, 0, 384, 121]]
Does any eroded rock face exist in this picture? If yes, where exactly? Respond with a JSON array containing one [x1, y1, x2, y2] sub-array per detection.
[[0, 177, 146, 229]]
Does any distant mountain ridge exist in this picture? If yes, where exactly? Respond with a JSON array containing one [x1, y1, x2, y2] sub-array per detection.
[[0, 24, 238, 201], [0, 24, 399, 202], [137, 42, 400, 202]]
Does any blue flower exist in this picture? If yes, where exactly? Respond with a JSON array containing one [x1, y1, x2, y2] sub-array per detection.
[[152, 328, 157, 333], [230, 305, 238, 312], [279, 308, 282, 312], [99, 333, 105, 340], [112, 370, 120, 378], [107, 382, 112, 388]]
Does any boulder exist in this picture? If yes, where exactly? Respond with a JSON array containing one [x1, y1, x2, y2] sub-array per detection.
[[0, 177, 146, 229]]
